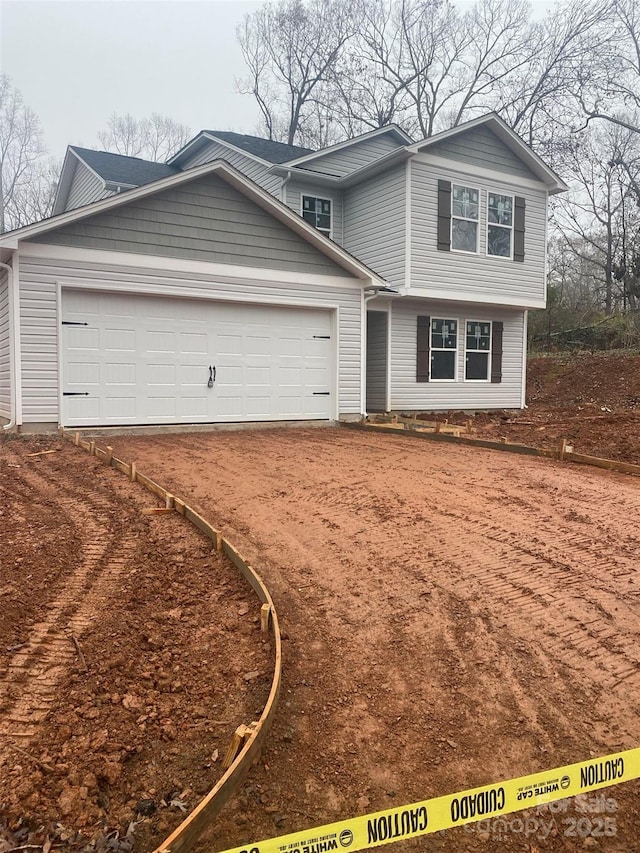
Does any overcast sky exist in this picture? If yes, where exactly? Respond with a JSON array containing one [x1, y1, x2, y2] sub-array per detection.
[[1, 0, 554, 163], [1, 0, 265, 159]]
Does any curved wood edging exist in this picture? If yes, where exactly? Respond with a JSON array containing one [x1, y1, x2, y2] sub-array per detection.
[[59, 429, 282, 853]]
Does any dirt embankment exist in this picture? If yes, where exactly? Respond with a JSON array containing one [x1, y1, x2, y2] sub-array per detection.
[[453, 351, 640, 463]]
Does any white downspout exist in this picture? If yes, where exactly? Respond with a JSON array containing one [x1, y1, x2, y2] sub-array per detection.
[[280, 169, 292, 204], [0, 256, 17, 431]]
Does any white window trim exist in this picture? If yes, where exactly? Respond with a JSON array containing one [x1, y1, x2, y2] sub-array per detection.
[[450, 183, 480, 255], [301, 193, 333, 240], [464, 319, 492, 383], [430, 316, 458, 382], [486, 191, 514, 260]]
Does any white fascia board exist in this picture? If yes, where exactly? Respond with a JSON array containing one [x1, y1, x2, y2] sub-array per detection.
[[406, 286, 545, 310], [280, 125, 413, 168], [20, 238, 372, 292], [409, 113, 568, 194], [2, 159, 384, 284]]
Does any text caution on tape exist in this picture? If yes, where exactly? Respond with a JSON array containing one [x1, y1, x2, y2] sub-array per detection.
[[217, 748, 640, 853]]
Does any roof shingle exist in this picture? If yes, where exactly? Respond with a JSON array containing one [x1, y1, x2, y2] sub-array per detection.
[[204, 131, 313, 164], [71, 146, 180, 186]]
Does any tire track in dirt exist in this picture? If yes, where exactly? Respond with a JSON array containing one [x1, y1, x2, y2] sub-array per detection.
[[0, 454, 136, 751]]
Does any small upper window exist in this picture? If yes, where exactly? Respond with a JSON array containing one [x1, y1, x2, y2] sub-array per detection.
[[302, 195, 331, 237], [465, 321, 491, 380], [431, 318, 457, 380], [451, 185, 479, 253], [487, 193, 513, 258]]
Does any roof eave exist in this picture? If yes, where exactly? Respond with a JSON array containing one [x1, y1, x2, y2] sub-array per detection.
[[280, 124, 413, 169], [1, 159, 384, 284], [409, 113, 568, 193]]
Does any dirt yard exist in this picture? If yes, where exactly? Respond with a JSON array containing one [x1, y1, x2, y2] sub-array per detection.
[[3, 424, 639, 853], [447, 351, 640, 463]]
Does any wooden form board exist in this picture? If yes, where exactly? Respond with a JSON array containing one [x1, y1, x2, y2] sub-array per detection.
[[58, 429, 283, 853]]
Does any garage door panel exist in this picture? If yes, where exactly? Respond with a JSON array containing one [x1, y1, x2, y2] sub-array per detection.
[[104, 396, 136, 419], [180, 332, 207, 354], [66, 327, 100, 350], [62, 291, 334, 426], [66, 361, 100, 385], [104, 328, 136, 351], [147, 364, 176, 385]]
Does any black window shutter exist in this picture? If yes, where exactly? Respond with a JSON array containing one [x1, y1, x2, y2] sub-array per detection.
[[514, 196, 526, 262], [437, 180, 452, 251], [417, 315, 430, 382], [491, 321, 503, 383]]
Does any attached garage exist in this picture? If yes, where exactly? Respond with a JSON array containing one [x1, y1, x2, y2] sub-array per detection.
[[61, 289, 334, 427], [0, 160, 380, 432]]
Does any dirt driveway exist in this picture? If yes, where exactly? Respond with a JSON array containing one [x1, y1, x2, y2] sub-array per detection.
[[101, 426, 640, 852]]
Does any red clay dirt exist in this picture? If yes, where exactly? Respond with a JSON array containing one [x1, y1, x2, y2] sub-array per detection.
[[445, 351, 640, 463], [2, 376, 640, 852]]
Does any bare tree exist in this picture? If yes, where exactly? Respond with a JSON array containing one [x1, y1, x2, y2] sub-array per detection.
[[237, 0, 358, 145], [0, 74, 47, 233], [578, 0, 640, 135], [553, 125, 639, 313], [97, 112, 191, 161]]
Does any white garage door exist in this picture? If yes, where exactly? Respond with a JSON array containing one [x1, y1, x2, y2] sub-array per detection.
[[61, 290, 334, 427]]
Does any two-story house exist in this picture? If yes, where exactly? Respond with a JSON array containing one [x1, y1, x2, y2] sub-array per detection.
[[0, 114, 566, 431]]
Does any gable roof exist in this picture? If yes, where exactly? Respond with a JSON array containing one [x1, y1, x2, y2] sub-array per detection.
[[52, 146, 180, 215], [203, 131, 313, 164], [280, 125, 413, 169], [70, 146, 180, 186], [409, 113, 568, 194], [2, 159, 384, 284], [169, 130, 313, 168]]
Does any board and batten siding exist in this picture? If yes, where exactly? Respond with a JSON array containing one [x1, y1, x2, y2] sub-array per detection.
[[17, 251, 364, 423], [176, 140, 282, 196], [0, 269, 10, 418], [28, 174, 345, 277], [284, 180, 344, 245], [425, 126, 539, 181], [410, 158, 547, 306], [66, 160, 113, 211], [389, 299, 525, 410], [299, 134, 402, 177], [343, 164, 406, 287]]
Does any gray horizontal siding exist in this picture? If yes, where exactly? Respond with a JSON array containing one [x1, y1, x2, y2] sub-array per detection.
[[66, 160, 113, 211], [389, 298, 524, 410], [284, 180, 344, 245], [410, 159, 547, 305], [426, 126, 538, 180], [343, 164, 406, 286], [179, 139, 282, 196], [300, 134, 402, 177], [27, 174, 345, 276], [18, 253, 363, 423], [0, 271, 10, 418]]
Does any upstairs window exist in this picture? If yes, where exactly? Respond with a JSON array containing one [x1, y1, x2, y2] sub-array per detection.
[[465, 321, 491, 380], [451, 185, 479, 252], [302, 195, 331, 237], [487, 193, 513, 258], [431, 318, 457, 380]]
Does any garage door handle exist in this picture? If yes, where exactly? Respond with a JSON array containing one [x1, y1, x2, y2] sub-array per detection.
[[313, 391, 330, 396], [208, 365, 216, 387]]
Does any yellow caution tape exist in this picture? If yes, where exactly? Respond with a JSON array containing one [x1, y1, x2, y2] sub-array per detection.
[[217, 748, 640, 853]]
